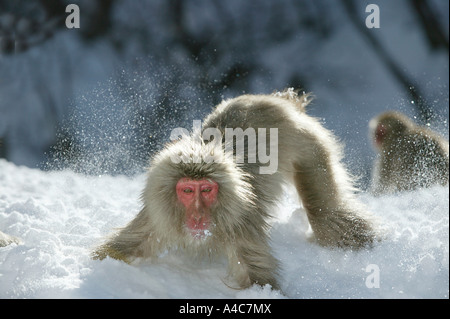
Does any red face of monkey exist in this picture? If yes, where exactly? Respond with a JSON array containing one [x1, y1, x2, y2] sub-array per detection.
[[176, 178, 219, 239], [374, 123, 387, 147]]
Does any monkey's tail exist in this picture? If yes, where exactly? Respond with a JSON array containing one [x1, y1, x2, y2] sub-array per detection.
[[272, 87, 313, 112]]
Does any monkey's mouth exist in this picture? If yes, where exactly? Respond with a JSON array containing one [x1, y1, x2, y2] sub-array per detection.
[[189, 228, 213, 239], [186, 222, 214, 239]]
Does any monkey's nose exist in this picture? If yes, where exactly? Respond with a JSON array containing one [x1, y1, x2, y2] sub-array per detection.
[[193, 209, 206, 222]]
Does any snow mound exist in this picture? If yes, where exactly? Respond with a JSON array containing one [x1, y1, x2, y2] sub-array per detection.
[[0, 159, 448, 298]]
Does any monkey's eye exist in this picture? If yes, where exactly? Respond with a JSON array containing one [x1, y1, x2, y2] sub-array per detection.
[[201, 188, 212, 193], [183, 188, 194, 193]]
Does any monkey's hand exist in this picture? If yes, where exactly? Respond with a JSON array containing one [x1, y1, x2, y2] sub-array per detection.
[[0, 231, 22, 247], [92, 244, 131, 263]]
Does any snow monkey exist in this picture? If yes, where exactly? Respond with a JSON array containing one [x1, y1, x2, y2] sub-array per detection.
[[369, 111, 449, 195], [93, 90, 378, 290]]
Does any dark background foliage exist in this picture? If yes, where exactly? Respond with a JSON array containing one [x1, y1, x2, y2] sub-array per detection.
[[0, 0, 448, 188]]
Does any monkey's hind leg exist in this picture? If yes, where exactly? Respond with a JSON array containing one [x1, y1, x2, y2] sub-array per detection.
[[292, 135, 377, 249]]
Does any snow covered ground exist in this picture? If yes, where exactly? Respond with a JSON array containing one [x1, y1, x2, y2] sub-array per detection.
[[0, 158, 448, 299]]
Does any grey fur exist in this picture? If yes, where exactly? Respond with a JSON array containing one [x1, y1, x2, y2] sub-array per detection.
[[93, 90, 378, 289], [0, 231, 21, 247], [370, 111, 449, 195]]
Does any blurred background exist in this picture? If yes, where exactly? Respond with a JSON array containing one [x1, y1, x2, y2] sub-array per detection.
[[0, 0, 448, 189]]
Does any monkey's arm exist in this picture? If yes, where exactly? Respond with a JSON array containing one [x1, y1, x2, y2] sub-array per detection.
[[226, 237, 280, 290], [92, 208, 154, 262], [0, 231, 21, 247]]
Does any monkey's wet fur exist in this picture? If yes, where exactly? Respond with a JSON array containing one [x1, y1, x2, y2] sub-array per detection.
[[93, 90, 380, 290]]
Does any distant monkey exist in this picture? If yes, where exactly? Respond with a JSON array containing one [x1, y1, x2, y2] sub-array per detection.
[[94, 90, 378, 289], [369, 111, 449, 195]]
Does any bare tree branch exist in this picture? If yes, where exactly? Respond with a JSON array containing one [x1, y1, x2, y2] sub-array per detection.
[[341, 0, 433, 123], [410, 0, 449, 52]]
